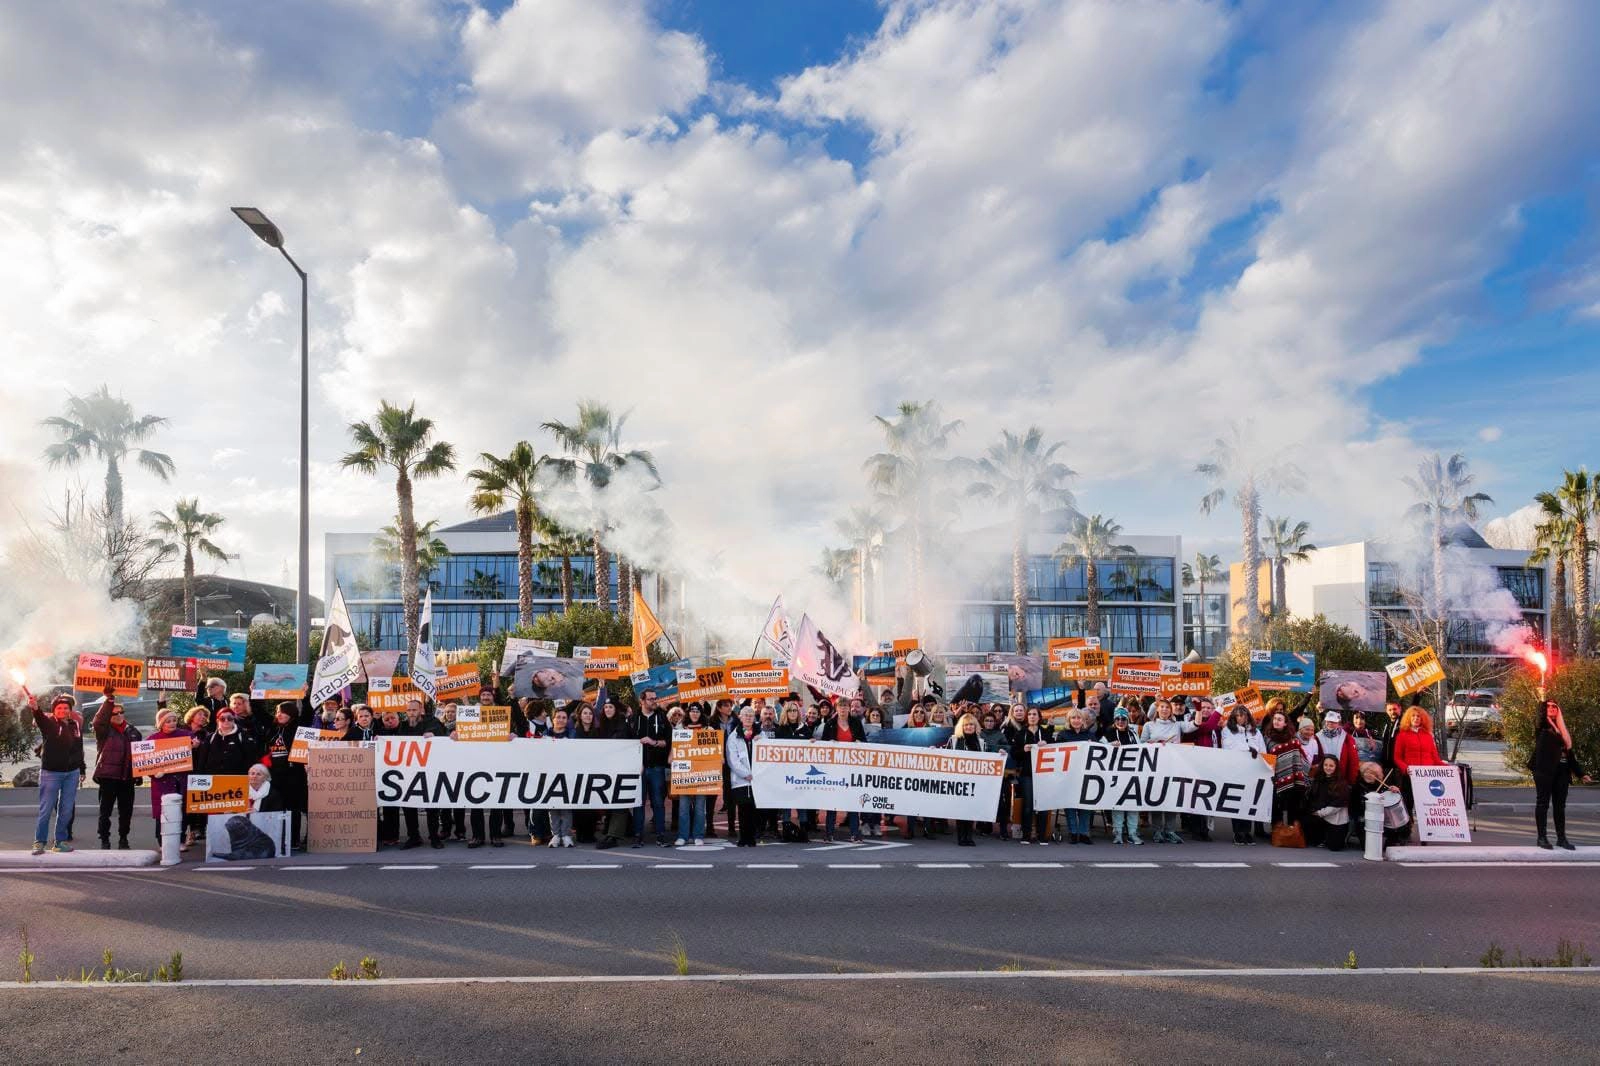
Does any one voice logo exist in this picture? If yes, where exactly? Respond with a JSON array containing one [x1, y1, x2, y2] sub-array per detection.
[[860, 792, 896, 812]]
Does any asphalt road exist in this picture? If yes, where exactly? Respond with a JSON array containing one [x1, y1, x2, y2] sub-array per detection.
[[1, 853, 1596, 1062]]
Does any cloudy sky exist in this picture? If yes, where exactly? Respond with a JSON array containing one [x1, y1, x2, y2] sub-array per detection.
[[3, 0, 1598, 615]]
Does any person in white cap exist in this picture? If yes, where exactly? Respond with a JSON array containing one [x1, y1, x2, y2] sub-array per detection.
[[1316, 711, 1359, 785]]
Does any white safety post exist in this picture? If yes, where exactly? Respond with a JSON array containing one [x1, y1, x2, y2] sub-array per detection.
[[1363, 797, 1385, 862], [160, 793, 183, 866]]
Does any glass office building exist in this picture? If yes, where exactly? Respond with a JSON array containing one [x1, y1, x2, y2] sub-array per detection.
[[324, 513, 613, 652]]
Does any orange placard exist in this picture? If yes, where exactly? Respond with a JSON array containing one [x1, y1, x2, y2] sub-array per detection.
[[185, 774, 249, 814], [1216, 686, 1267, 721], [290, 727, 347, 764], [577, 646, 635, 679], [669, 727, 724, 796], [434, 663, 481, 700], [131, 736, 194, 776], [367, 676, 419, 711], [73, 653, 144, 696], [678, 667, 728, 704], [1046, 636, 1100, 664], [1386, 647, 1445, 698], [1108, 656, 1163, 696], [725, 658, 791, 699], [1159, 662, 1213, 698], [457, 705, 512, 742], [1051, 645, 1109, 682]]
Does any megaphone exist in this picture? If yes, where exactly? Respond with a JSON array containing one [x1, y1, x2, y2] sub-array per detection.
[[904, 649, 933, 677]]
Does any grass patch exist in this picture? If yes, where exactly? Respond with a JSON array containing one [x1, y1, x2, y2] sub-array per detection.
[[668, 933, 689, 977], [18, 929, 33, 984], [1342, 951, 1358, 970], [996, 958, 1024, 973], [1481, 939, 1593, 968]]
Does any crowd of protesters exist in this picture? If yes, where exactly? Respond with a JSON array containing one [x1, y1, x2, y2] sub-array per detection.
[[21, 669, 1588, 856]]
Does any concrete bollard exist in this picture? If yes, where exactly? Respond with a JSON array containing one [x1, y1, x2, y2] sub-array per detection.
[[160, 793, 183, 866], [1363, 798, 1385, 862]]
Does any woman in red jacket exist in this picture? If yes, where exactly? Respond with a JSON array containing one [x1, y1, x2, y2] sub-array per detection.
[[1392, 706, 1443, 840]]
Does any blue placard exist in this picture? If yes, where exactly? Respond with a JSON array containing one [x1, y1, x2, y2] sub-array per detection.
[[1248, 651, 1316, 693], [170, 626, 248, 670]]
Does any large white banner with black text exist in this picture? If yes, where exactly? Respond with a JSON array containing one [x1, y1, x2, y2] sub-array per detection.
[[376, 738, 642, 809], [752, 739, 1005, 820], [1030, 742, 1273, 820]]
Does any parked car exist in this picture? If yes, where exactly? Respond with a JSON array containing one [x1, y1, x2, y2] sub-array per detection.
[[1443, 689, 1502, 736]]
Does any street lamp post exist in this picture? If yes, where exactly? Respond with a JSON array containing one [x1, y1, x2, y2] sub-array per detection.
[[231, 207, 311, 666]]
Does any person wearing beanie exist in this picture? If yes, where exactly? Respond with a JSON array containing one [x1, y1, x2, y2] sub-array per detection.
[[31, 692, 86, 854], [1315, 711, 1360, 785], [92, 693, 143, 849], [1101, 708, 1143, 845]]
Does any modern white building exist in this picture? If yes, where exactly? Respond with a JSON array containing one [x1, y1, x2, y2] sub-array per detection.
[[1280, 529, 1548, 657]]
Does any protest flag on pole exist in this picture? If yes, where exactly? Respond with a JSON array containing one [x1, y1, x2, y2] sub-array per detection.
[[632, 588, 665, 668], [411, 589, 437, 701], [310, 583, 366, 706]]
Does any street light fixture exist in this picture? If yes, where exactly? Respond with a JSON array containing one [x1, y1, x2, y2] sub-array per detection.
[[232, 206, 311, 667]]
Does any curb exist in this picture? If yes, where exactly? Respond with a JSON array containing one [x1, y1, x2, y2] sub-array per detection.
[[0, 850, 160, 869], [1386, 845, 1600, 863], [1473, 804, 1600, 813]]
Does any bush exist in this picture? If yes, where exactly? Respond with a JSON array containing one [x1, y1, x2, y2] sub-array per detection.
[[1501, 659, 1600, 778], [0, 700, 38, 761], [1211, 614, 1386, 699]]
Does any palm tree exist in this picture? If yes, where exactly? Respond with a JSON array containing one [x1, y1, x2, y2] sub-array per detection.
[[1261, 517, 1317, 617], [463, 569, 505, 642], [815, 548, 855, 596], [373, 518, 451, 594], [342, 401, 457, 664], [965, 427, 1077, 653], [1530, 514, 1576, 656], [151, 498, 234, 626], [1197, 429, 1303, 640], [1182, 551, 1223, 656], [466, 441, 547, 627], [1405, 452, 1494, 622], [835, 505, 888, 625], [865, 401, 963, 640], [1536, 470, 1594, 656], [42, 385, 176, 530], [1054, 514, 1134, 642], [541, 401, 660, 614], [535, 514, 589, 612]]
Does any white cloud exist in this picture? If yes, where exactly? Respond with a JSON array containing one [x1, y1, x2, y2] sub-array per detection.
[[2, 0, 1599, 648], [1478, 426, 1504, 443]]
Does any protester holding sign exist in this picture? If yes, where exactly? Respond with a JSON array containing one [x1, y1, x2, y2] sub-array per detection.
[[260, 701, 315, 850], [1005, 707, 1052, 845], [1052, 709, 1100, 844], [1218, 706, 1266, 844], [1263, 710, 1308, 833], [92, 694, 142, 849], [727, 706, 760, 847], [817, 700, 866, 843], [945, 712, 993, 847], [1100, 708, 1143, 845], [1138, 699, 1196, 844], [1315, 712, 1360, 784], [30, 693, 85, 855], [543, 707, 576, 848], [634, 691, 672, 847], [1530, 701, 1592, 850], [672, 703, 718, 846], [1391, 707, 1442, 837], [146, 707, 197, 849]]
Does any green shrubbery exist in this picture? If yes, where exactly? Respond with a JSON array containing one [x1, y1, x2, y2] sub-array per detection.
[[1501, 659, 1600, 778]]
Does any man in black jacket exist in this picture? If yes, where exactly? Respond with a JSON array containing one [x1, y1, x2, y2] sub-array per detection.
[[195, 676, 229, 714], [92, 695, 142, 849], [633, 691, 672, 847], [405, 699, 448, 848], [375, 709, 425, 848]]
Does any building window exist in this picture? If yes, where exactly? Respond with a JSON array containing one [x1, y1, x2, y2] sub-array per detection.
[[1496, 567, 1545, 610], [1367, 563, 1404, 607]]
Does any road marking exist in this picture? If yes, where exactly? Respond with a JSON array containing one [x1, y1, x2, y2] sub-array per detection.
[[1093, 862, 1159, 868], [282, 865, 347, 871], [916, 863, 972, 869], [856, 842, 912, 852], [469, 864, 538, 870], [563, 864, 618, 870], [380, 864, 438, 871], [742, 863, 798, 869], [805, 842, 860, 852], [1007, 862, 1063, 869], [192, 866, 256, 872], [4, 966, 1595, 990], [1188, 862, 1249, 868], [1274, 862, 1337, 868], [827, 863, 882, 869], [651, 864, 712, 870]]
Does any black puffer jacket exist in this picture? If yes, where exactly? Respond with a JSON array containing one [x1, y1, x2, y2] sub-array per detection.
[[197, 728, 259, 775]]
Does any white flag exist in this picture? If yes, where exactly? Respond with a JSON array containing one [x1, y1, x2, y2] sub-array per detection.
[[759, 595, 795, 658], [310, 583, 366, 705], [791, 613, 860, 699], [411, 589, 437, 701]]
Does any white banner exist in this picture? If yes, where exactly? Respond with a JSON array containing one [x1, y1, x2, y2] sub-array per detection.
[[310, 583, 366, 706], [1030, 742, 1273, 820], [759, 594, 795, 658], [751, 739, 1004, 820], [375, 737, 642, 810], [1409, 764, 1471, 843], [411, 589, 437, 700], [790, 613, 861, 699]]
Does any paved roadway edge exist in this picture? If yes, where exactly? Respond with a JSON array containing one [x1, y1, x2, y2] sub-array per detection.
[[0, 966, 1596, 990]]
